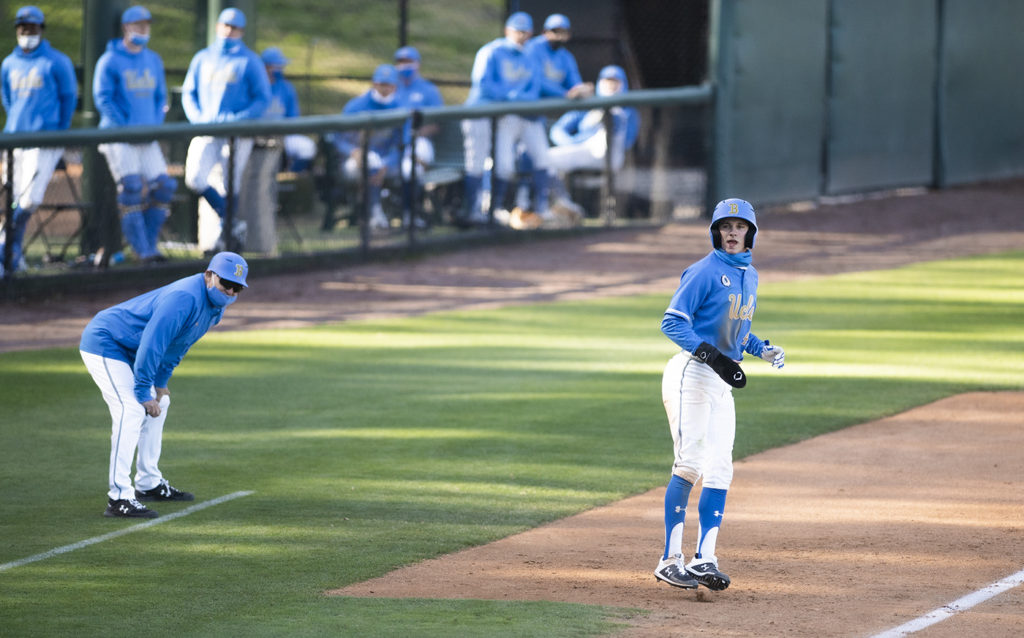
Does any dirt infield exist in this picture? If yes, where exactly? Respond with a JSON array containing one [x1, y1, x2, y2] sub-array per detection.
[[3, 180, 1024, 636], [330, 392, 1024, 638]]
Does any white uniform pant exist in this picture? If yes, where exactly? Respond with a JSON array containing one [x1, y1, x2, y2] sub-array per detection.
[[461, 118, 491, 176], [98, 141, 169, 182], [184, 136, 254, 196], [546, 130, 626, 174], [2, 147, 64, 211], [81, 351, 169, 501], [401, 137, 434, 179], [494, 115, 548, 179], [662, 351, 736, 490]]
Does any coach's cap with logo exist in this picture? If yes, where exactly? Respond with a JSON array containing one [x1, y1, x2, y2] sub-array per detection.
[[208, 251, 249, 288], [217, 7, 246, 29], [15, 5, 45, 26], [121, 6, 151, 24], [505, 11, 533, 32], [261, 46, 289, 67], [371, 64, 399, 86], [544, 14, 570, 31], [394, 45, 420, 63]]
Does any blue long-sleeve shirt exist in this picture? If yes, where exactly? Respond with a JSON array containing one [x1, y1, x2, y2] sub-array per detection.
[[524, 36, 582, 98], [93, 39, 167, 128], [181, 40, 271, 124], [1, 40, 77, 133], [465, 38, 538, 106], [549, 106, 639, 150], [661, 251, 765, 361], [264, 76, 300, 119], [80, 273, 226, 403], [331, 91, 404, 169], [397, 75, 443, 110]]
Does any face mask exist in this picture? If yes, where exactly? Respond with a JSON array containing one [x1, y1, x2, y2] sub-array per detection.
[[128, 32, 150, 47], [17, 35, 40, 51], [271, 69, 284, 81], [396, 65, 416, 81], [597, 80, 621, 97], [216, 37, 239, 54], [371, 88, 396, 105], [207, 284, 237, 308]]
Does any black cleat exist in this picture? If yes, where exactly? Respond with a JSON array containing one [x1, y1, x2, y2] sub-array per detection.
[[136, 479, 194, 502], [654, 556, 699, 589], [104, 498, 159, 519], [685, 560, 731, 591]]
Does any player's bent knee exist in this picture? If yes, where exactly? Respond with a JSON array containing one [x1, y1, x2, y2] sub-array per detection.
[[118, 174, 145, 207], [673, 468, 701, 484], [149, 175, 177, 203]]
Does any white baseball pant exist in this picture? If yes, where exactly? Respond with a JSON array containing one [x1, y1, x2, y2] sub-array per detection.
[[662, 351, 736, 490], [461, 118, 491, 176], [98, 141, 169, 182], [547, 129, 627, 173], [284, 134, 316, 163], [401, 137, 434, 179], [80, 351, 170, 501], [2, 147, 65, 211], [184, 136, 254, 196], [494, 115, 548, 179]]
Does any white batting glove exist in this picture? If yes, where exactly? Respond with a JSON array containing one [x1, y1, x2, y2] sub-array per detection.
[[760, 342, 785, 369]]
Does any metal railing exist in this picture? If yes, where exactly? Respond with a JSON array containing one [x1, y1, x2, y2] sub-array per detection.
[[1, 84, 712, 283]]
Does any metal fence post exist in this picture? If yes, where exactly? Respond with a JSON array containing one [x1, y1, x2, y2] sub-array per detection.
[[487, 115, 498, 225], [359, 130, 371, 255], [225, 136, 237, 252], [601, 107, 617, 226], [406, 110, 421, 246], [2, 149, 12, 278]]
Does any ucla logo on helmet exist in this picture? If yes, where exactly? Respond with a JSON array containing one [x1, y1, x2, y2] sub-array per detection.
[[234, 264, 244, 277]]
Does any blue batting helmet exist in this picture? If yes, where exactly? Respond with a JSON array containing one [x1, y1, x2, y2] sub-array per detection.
[[710, 198, 758, 249], [505, 11, 533, 32], [394, 46, 420, 62], [121, 6, 151, 24], [544, 14, 570, 31], [217, 7, 246, 28], [207, 251, 248, 288], [261, 47, 289, 67], [371, 64, 398, 85], [14, 5, 44, 26]]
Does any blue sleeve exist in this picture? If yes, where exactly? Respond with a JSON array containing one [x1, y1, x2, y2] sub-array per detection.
[[549, 110, 583, 145], [333, 99, 362, 155], [132, 291, 195, 403], [743, 332, 767, 358], [1, 64, 10, 112], [424, 82, 444, 107], [479, 52, 504, 102], [93, 55, 125, 127], [661, 313, 702, 354], [283, 81, 300, 117], [565, 55, 582, 90], [237, 55, 271, 120], [154, 56, 168, 124], [181, 55, 202, 122], [56, 53, 77, 130]]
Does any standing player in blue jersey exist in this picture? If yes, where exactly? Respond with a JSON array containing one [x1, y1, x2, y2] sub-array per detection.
[[653, 198, 786, 591], [525, 14, 592, 101], [94, 5, 175, 263], [182, 8, 271, 250], [0, 5, 76, 275], [80, 251, 248, 518], [260, 47, 316, 173]]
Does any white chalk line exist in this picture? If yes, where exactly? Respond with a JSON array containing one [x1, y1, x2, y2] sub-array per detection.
[[870, 566, 1024, 637], [0, 490, 254, 573]]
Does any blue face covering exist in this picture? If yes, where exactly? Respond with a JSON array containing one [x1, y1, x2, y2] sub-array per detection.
[[207, 284, 237, 308], [271, 69, 284, 81], [217, 37, 240, 54], [397, 66, 416, 82], [128, 32, 150, 47]]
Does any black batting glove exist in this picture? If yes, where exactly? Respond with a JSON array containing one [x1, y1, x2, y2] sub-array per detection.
[[693, 342, 747, 388]]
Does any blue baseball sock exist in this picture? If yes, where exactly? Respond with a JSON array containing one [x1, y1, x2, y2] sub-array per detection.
[[201, 187, 226, 218], [695, 487, 728, 560], [663, 475, 694, 560]]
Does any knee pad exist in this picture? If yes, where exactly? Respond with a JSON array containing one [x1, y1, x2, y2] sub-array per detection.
[[118, 174, 145, 208], [148, 175, 177, 204]]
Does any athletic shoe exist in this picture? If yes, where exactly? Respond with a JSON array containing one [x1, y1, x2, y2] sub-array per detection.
[[654, 555, 699, 589], [136, 479, 194, 502], [104, 497, 159, 519], [685, 558, 731, 591]]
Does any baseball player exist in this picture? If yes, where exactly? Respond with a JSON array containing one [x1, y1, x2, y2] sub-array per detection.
[[460, 12, 546, 223], [653, 198, 785, 591], [393, 45, 442, 177], [330, 64, 404, 231], [525, 14, 592, 100], [80, 251, 249, 518], [261, 47, 316, 173], [546, 65, 639, 208], [0, 5, 76, 274], [94, 5, 175, 263], [181, 8, 271, 250]]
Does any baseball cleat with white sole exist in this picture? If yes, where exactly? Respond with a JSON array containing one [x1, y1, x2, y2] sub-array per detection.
[[654, 555, 699, 589], [685, 558, 730, 591]]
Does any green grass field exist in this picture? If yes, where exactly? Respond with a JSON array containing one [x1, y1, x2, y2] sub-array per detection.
[[1, 252, 1022, 637]]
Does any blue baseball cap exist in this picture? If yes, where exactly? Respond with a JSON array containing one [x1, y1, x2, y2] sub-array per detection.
[[217, 7, 246, 28], [599, 65, 626, 82], [544, 14, 570, 31], [14, 5, 44, 26], [261, 47, 289, 67], [207, 251, 249, 288], [371, 64, 398, 85], [394, 46, 420, 63], [121, 6, 151, 24], [505, 11, 532, 32]]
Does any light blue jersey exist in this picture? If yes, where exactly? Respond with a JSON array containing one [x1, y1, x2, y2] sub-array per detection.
[[265, 74, 300, 119], [94, 39, 168, 128], [332, 90, 404, 169], [525, 35, 582, 98], [662, 251, 766, 361], [465, 37, 538, 106], [1, 39, 76, 133], [80, 274, 227, 403], [182, 40, 271, 123], [397, 74, 443, 110]]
